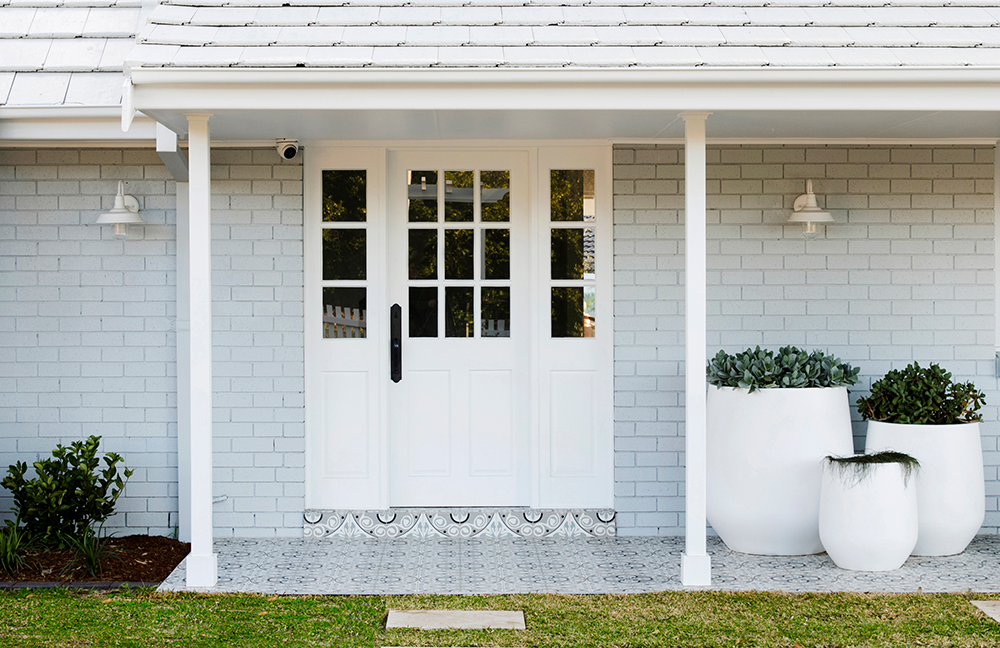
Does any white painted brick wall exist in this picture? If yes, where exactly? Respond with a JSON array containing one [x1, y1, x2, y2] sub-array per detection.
[[3, 145, 997, 540], [613, 145, 998, 536], [0, 148, 304, 538]]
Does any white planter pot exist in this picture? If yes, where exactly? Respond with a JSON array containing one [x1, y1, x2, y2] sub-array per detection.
[[707, 386, 855, 555], [819, 459, 918, 571], [865, 420, 985, 556]]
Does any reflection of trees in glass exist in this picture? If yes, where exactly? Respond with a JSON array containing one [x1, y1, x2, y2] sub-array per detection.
[[482, 287, 510, 337], [551, 287, 584, 337], [445, 229, 473, 279], [408, 170, 437, 222], [408, 229, 437, 279], [551, 229, 583, 280], [445, 171, 474, 222], [409, 286, 437, 337], [322, 170, 366, 222], [446, 287, 473, 338], [322, 229, 366, 280], [551, 170, 584, 222], [482, 170, 510, 222], [483, 229, 509, 280]]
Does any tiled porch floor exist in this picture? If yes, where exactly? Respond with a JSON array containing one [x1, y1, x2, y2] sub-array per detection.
[[158, 535, 1000, 595]]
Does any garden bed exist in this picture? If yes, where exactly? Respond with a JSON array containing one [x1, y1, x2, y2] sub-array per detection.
[[1, 535, 189, 585]]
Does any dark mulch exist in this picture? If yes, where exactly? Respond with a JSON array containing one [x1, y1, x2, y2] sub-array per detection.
[[2, 535, 189, 584]]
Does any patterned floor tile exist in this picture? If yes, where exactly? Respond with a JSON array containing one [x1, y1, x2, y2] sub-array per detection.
[[158, 535, 1000, 595]]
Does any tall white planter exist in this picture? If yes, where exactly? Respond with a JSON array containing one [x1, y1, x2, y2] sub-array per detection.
[[865, 421, 985, 556], [819, 459, 918, 571], [707, 386, 855, 555]]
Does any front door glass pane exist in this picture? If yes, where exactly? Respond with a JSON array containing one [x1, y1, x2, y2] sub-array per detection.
[[322, 287, 367, 338], [481, 171, 510, 222], [483, 229, 510, 280], [551, 286, 588, 338], [323, 229, 366, 280], [550, 228, 583, 280], [408, 229, 437, 280], [445, 287, 474, 338], [444, 171, 474, 222], [445, 229, 474, 280], [408, 170, 438, 222], [410, 287, 438, 337], [550, 169, 596, 222], [322, 170, 366, 222], [482, 287, 510, 337]]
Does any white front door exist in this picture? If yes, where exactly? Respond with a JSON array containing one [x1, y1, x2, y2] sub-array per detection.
[[304, 145, 614, 512], [386, 150, 530, 506]]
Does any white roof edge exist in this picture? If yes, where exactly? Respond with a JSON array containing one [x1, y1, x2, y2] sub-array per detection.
[[0, 106, 122, 118], [127, 65, 1000, 86]]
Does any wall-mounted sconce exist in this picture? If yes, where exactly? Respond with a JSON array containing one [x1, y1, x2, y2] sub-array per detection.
[[96, 181, 144, 240], [788, 179, 834, 239]]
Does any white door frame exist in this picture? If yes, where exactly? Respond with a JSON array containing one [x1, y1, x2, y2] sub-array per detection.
[[304, 143, 613, 511]]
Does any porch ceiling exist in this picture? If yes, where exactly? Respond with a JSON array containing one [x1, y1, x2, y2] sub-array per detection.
[[139, 106, 1000, 142]]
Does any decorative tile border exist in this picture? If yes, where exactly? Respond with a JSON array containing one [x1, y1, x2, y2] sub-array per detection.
[[303, 508, 616, 539]]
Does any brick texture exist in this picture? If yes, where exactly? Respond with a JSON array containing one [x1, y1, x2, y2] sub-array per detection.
[[613, 145, 998, 536], [0, 148, 304, 537]]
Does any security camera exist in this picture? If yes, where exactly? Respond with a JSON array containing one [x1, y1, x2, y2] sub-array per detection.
[[276, 138, 299, 160]]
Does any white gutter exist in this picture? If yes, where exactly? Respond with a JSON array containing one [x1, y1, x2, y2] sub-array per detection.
[[126, 65, 1000, 116], [127, 66, 1000, 87]]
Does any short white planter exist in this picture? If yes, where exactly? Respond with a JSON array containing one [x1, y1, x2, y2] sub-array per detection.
[[819, 458, 918, 571], [865, 421, 985, 556], [707, 386, 855, 555]]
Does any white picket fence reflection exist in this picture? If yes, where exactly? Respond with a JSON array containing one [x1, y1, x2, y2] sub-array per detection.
[[324, 305, 367, 338], [324, 309, 512, 339], [482, 320, 509, 338]]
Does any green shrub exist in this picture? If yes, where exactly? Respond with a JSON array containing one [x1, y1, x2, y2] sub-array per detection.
[[856, 362, 985, 425], [1, 436, 133, 547], [707, 346, 861, 392]]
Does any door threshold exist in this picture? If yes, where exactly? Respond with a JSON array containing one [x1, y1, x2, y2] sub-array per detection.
[[303, 507, 615, 539]]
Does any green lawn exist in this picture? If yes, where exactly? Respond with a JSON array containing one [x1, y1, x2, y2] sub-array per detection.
[[1, 589, 999, 647]]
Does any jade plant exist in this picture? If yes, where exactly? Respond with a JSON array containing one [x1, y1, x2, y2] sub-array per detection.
[[707, 346, 860, 392], [856, 362, 985, 425]]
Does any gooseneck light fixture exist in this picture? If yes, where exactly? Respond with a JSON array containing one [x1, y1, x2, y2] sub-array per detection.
[[96, 180, 144, 240], [788, 179, 834, 239]]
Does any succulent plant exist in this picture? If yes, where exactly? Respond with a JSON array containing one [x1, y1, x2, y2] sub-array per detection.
[[707, 346, 861, 393]]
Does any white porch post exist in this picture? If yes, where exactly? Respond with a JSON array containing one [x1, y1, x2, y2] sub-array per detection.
[[680, 112, 712, 587], [183, 114, 217, 587], [156, 123, 192, 543]]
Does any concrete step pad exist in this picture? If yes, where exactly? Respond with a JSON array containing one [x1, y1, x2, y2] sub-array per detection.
[[971, 601, 1000, 623], [386, 609, 526, 630]]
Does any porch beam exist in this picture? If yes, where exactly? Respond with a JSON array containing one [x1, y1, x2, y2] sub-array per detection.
[[183, 113, 217, 588], [156, 122, 188, 182], [681, 112, 711, 588]]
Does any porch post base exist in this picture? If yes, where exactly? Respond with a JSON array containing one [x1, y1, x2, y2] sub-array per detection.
[[681, 553, 711, 587], [185, 553, 218, 588]]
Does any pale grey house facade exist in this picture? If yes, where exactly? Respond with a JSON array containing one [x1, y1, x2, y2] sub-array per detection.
[[2, 0, 999, 586]]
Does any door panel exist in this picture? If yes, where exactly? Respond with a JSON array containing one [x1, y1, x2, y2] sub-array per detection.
[[388, 150, 530, 507], [305, 148, 384, 509]]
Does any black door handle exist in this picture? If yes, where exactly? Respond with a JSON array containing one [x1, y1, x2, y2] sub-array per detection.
[[390, 303, 402, 383]]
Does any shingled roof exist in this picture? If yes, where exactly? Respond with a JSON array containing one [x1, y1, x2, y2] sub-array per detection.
[[0, 0, 142, 107], [4, 1, 1000, 109], [127, 0, 1000, 70]]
